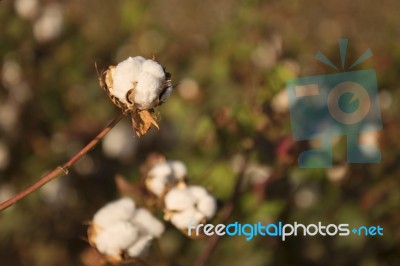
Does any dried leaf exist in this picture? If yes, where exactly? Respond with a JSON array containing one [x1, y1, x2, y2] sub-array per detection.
[[131, 109, 159, 137]]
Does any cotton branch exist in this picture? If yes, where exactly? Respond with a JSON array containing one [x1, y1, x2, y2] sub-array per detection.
[[0, 113, 125, 211]]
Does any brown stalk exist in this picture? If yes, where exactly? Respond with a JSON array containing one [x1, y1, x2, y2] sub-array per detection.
[[0, 113, 125, 211]]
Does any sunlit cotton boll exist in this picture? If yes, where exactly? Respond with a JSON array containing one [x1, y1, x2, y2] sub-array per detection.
[[33, 4, 64, 43], [93, 198, 136, 228], [164, 185, 217, 230], [94, 221, 139, 258], [14, 0, 39, 20], [271, 89, 289, 114], [90, 198, 165, 262], [294, 187, 317, 209], [327, 164, 348, 182], [131, 208, 165, 238], [1, 59, 22, 88], [145, 160, 187, 197], [112, 56, 172, 109]]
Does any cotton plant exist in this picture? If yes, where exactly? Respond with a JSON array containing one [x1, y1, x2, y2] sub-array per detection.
[[88, 197, 165, 264], [0, 55, 175, 211], [0, 52, 220, 265]]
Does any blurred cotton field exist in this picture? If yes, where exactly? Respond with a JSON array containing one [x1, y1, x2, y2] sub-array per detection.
[[1, 0, 400, 265]]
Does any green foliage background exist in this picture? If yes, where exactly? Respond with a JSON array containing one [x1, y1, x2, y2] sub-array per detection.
[[1, 0, 400, 265]]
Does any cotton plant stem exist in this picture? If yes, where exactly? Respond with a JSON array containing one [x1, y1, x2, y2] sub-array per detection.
[[194, 153, 249, 266], [0, 113, 125, 212]]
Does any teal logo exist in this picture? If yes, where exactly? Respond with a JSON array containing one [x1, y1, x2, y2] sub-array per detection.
[[286, 39, 382, 168]]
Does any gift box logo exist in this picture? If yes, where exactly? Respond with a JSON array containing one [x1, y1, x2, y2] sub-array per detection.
[[286, 39, 382, 168]]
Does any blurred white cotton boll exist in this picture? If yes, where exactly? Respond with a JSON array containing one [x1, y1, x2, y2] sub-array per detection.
[[93, 198, 136, 228], [170, 208, 204, 230], [102, 122, 138, 160], [327, 164, 348, 182], [112, 56, 145, 103], [33, 4, 64, 43], [131, 208, 165, 237], [94, 221, 139, 257], [187, 185, 208, 201], [148, 162, 173, 179], [0, 101, 19, 133], [164, 188, 195, 211], [197, 195, 217, 219], [146, 174, 168, 197], [127, 235, 153, 258], [145, 160, 187, 196], [2, 59, 22, 88], [170, 161, 187, 180], [90, 198, 165, 262], [294, 187, 317, 209], [14, 0, 39, 20], [164, 185, 217, 230], [271, 89, 289, 114]]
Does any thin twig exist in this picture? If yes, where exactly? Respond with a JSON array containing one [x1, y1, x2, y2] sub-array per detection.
[[194, 152, 250, 266], [0, 113, 125, 211]]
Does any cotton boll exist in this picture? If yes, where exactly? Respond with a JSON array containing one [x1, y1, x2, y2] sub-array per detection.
[[93, 198, 136, 228], [164, 188, 195, 211], [148, 162, 173, 180], [146, 163, 173, 196], [197, 195, 217, 219], [112, 56, 145, 104], [127, 234, 153, 258], [94, 222, 138, 257], [146, 175, 167, 197], [170, 208, 204, 230], [170, 161, 187, 180], [14, 0, 39, 20], [33, 4, 64, 43], [131, 208, 165, 237]]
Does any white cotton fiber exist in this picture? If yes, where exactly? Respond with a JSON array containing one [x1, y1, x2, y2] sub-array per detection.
[[131, 208, 165, 237], [148, 162, 172, 180], [93, 197, 136, 228], [146, 175, 167, 197], [94, 221, 139, 257], [170, 208, 204, 230], [169, 160, 187, 180], [197, 195, 217, 219], [112, 56, 145, 103], [134, 72, 163, 109], [164, 188, 195, 211], [187, 185, 208, 201], [127, 234, 153, 258]]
